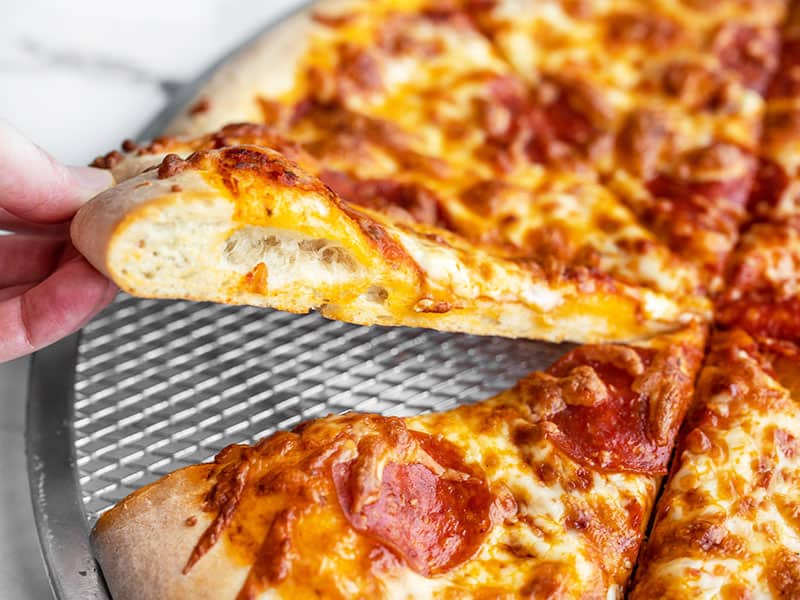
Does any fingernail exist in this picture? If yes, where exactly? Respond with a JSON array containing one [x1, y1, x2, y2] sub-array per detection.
[[69, 166, 115, 202]]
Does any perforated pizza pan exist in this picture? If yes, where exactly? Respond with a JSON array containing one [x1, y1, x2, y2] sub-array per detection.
[[25, 4, 571, 599]]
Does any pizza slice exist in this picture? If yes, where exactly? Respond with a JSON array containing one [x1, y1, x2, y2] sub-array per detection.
[[714, 1, 800, 345], [634, 16, 800, 594], [630, 328, 800, 598], [166, 0, 524, 182], [748, 0, 800, 226], [92, 323, 705, 600], [92, 121, 707, 299], [74, 143, 708, 343], [715, 221, 800, 345]]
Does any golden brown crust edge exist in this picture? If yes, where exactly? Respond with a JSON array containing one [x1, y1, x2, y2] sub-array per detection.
[[164, 0, 366, 137], [92, 464, 256, 600]]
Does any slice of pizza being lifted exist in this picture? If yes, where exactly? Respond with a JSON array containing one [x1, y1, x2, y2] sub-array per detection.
[[73, 143, 706, 343], [92, 323, 706, 600]]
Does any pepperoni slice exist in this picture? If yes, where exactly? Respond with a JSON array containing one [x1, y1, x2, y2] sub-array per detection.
[[647, 173, 752, 214], [768, 39, 800, 99], [480, 76, 610, 168], [319, 169, 451, 228], [747, 158, 789, 220], [645, 174, 747, 248], [332, 431, 493, 576], [716, 223, 800, 342], [642, 144, 755, 266], [717, 297, 800, 344], [535, 346, 672, 474], [714, 24, 779, 94], [525, 97, 598, 164]]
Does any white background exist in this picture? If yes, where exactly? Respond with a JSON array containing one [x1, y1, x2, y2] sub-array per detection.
[[0, 1, 304, 596]]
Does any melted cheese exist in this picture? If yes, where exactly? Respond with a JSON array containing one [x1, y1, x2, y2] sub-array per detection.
[[632, 332, 800, 598]]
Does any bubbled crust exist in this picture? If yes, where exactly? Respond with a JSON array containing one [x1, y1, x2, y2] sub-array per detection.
[[90, 123, 321, 184], [93, 325, 706, 600], [163, 0, 363, 137], [631, 329, 800, 599]]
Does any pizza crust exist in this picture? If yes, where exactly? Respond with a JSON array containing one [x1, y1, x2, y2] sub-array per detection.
[[71, 153, 411, 319], [92, 465, 253, 600], [165, 0, 363, 137]]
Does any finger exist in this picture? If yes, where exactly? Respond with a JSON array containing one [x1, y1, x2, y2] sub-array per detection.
[[0, 236, 66, 287], [0, 120, 114, 224], [0, 254, 118, 362], [0, 284, 35, 302], [56, 241, 82, 266], [0, 208, 70, 236]]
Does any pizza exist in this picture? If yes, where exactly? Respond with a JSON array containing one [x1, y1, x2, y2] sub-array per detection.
[[163, 0, 784, 289], [715, 221, 800, 344], [91, 324, 706, 600], [471, 0, 783, 285], [716, 1, 800, 346], [630, 329, 800, 598], [73, 0, 795, 341], [72, 0, 800, 597]]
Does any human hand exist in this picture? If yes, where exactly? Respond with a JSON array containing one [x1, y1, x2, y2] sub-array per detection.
[[0, 121, 118, 362]]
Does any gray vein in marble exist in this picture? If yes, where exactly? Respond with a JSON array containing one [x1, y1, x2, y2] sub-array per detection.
[[4, 40, 185, 98]]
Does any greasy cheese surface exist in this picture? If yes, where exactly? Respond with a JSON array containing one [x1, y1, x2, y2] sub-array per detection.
[[216, 0, 785, 289], [717, 6, 800, 347], [750, 3, 800, 223], [278, 0, 722, 291], [84, 2, 800, 598], [717, 222, 800, 344], [100, 0, 791, 335], [457, 0, 780, 285], [631, 330, 800, 599], [94, 325, 705, 599], [136, 0, 783, 302], [632, 12, 800, 596]]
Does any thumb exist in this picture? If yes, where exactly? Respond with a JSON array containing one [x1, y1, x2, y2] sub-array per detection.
[[0, 120, 114, 224]]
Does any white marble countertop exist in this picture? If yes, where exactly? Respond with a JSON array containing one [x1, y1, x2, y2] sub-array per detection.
[[0, 1, 305, 596]]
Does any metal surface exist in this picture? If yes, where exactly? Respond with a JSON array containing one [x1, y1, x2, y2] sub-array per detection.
[[26, 333, 106, 600], [25, 3, 570, 598], [75, 299, 568, 523]]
